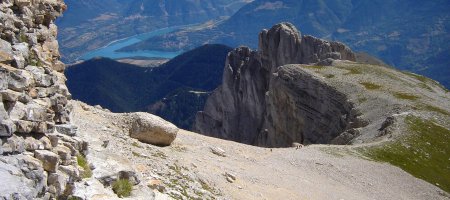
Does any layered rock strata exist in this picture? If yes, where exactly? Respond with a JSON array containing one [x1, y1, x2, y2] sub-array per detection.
[[194, 23, 360, 147], [0, 0, 88, 199]]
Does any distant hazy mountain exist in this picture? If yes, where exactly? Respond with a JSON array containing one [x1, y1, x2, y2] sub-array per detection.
[[56, 0, 250, 62], [65, 44, 232, 129], [124, 0, 450, 88]]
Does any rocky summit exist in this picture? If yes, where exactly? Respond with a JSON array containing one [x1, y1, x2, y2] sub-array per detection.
[[194, 22, 449, 147], [194, 23, 358, 146]]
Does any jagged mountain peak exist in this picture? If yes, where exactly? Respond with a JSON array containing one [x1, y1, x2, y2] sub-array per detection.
[[195, 23, 449, 148], [259, 22, 355, 71]]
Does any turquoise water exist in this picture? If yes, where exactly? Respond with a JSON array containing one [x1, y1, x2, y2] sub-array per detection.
[[80, 26, 186, 60]]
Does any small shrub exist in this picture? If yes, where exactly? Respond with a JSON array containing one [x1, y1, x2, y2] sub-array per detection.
[[18, 33, 28, 43], [418, 83, 433, 92], [112, 179, 133, 198], [404, 71, 449, 92], [199, 178, 220, 195], [422, 104, 450, 116], [393, 92, 420, 101], [304, 65, 325, 70], [152, 151, 167, 159], [67, 196, 82, 200], [36, 60, 43, 67], [29, 59, 43, 67], [325, 74, 335, 78], [358, 97, 368, 103], [360, 82, 382, 90], [172, 145, 188, 152], [169, 163, 182, 175], [29, 59, 38, 66], [132, 151, 142, 157], [77, 155, 92, 178], [131, 141, 141, 148], [344, 67, 362, 75], [404, 71, 429, 83]]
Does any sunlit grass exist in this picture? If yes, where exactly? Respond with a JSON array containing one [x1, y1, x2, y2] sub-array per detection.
[[360, 116, 450, 192]]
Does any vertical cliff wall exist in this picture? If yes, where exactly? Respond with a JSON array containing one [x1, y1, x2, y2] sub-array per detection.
[[194, 23, 359, 147], [1, 0, 87, 199]]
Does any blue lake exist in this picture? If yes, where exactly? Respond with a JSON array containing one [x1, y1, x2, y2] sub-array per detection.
[[80, 26, 187, 61]]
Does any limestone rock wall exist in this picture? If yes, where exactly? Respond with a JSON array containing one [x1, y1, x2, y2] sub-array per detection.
[[194, 23, 359, 147], [195, 47, 269, 144], [1, 0, 70, 136], [259, 65, 362, 146], [0, 0, 88, 199]]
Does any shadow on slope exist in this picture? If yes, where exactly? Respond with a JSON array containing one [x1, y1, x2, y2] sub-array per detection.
[[65, 44, 232, 129]]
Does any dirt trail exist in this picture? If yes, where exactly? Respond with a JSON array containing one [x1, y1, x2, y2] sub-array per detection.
[[71, 101, 448, 200]]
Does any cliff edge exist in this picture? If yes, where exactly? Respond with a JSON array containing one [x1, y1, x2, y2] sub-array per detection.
[[194, 22, 449, 147]]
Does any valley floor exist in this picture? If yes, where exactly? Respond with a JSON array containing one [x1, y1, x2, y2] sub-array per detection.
[[70, 101, 448, 200]]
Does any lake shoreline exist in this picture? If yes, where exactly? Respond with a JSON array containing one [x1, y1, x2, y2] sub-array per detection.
[[75, 24, 199, 63]]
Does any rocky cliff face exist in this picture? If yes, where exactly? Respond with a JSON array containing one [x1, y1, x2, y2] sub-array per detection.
[[194, 23, 359, 146], [0, 0, 88, 199]]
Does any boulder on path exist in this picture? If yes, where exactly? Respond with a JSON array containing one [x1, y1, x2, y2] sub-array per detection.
[[129, 112, 178, 146]]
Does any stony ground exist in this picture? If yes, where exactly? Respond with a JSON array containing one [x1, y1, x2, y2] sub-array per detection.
[[70, 101, 448, 200]]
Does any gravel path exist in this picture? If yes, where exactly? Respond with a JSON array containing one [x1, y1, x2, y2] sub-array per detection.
[[71, 101, 448, 200]]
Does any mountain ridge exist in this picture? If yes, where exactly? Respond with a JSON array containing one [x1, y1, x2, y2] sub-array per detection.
[[124, 0, 450, 88], [195, 22, 449, 146], [1, 1, 449, 199]]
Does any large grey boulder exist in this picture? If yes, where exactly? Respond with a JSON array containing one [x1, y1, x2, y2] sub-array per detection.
[[129, 112, 179, 146]]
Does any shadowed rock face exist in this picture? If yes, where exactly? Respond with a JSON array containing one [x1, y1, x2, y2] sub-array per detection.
[[260, 64, 362, 146], [194, 22, 358, 147]]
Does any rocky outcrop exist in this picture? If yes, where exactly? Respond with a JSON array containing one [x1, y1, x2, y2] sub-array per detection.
[[258, 64, 364, 146], [0, 0, 71, 137], [129, 112, 179, 147], [258, 23, 355, 72], [0, 0, 88, 199], [194, 23, 359, 147]]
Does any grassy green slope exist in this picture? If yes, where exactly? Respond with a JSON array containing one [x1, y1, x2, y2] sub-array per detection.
[[361, 116, 450, 192]]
